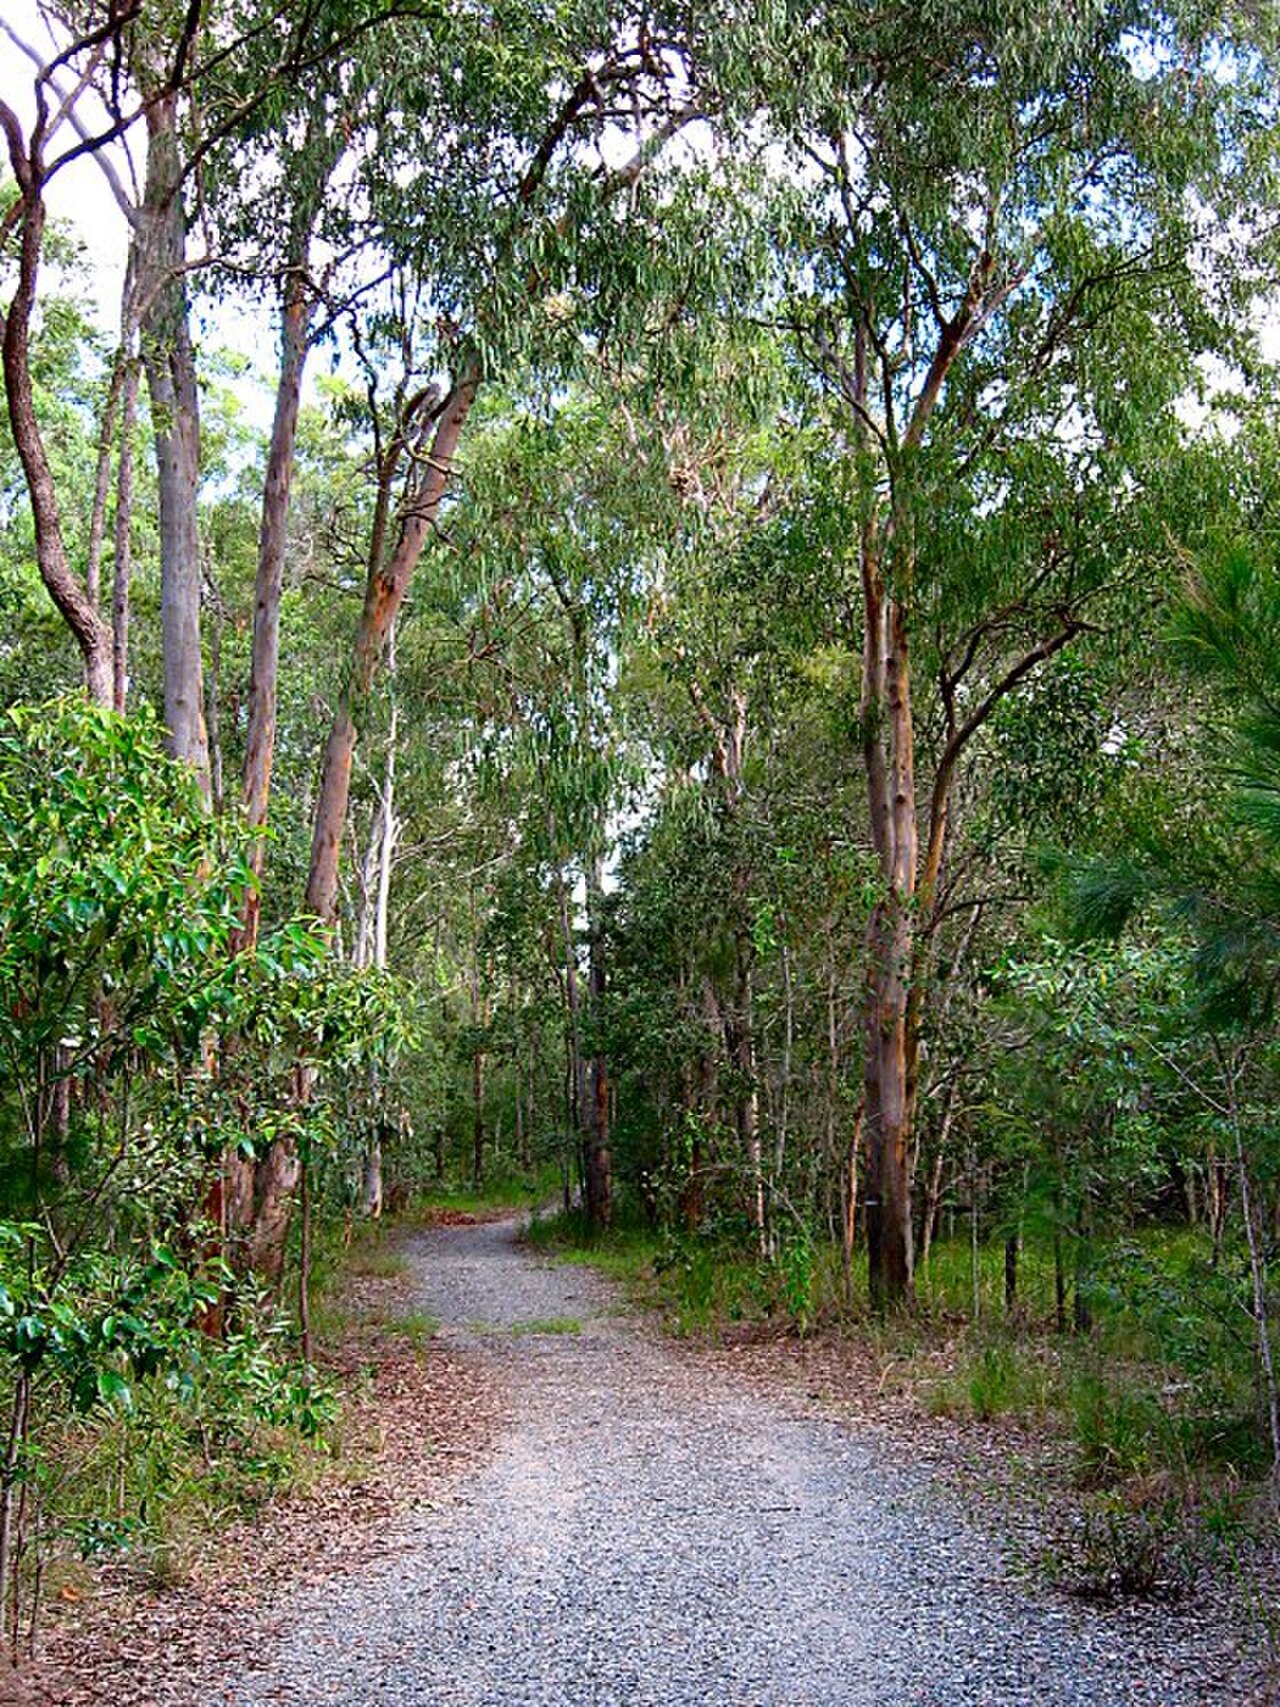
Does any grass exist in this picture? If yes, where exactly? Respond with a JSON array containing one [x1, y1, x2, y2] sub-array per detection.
[[416, 1164, 565, 1219], [355, 1307, 440, 1347], [525, 1208, 665, 1308], [534, 1199, 1272, 1487], [346, 1245, 411, 1279], [922, 1335, 1061, 1422], [464, 1315, 581, 1337]]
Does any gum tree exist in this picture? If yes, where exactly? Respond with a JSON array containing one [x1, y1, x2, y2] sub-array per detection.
[[707, 1, 1274, 1303]]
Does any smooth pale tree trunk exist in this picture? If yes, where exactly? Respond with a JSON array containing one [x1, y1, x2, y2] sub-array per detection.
[[239, 116, 342, 940], [85, 348, 127, 612], [138, 93, 209, 795], [352, 679, 399, 1219], [1, 187, 112, 703], [222, 139, 337, 1278], [240, 260, 319, 945], [112, 350, 139, 711], [471, 936, 488, 1186], [774, 939, 794, 1182], [732, 946, 765, 1246], [584, 857, 612, 1231], [363, 1132, 384, 1220], [555, 861, 587, 1138]]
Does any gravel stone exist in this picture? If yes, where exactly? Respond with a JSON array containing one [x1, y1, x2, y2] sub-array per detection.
[[222, 1218, 1257, 1706]]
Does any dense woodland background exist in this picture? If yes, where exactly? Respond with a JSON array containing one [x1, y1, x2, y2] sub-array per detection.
[[4, 0, 1280, 1655]]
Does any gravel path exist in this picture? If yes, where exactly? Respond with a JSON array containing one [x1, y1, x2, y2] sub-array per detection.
[[224, 1218, 1253, 1707]]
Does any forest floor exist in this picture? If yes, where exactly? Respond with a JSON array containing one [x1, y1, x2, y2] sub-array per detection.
[[18, 1212, 1275, 1707]]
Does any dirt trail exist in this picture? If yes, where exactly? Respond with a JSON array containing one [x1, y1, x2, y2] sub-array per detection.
[[223, 1217, 1254, 1707]]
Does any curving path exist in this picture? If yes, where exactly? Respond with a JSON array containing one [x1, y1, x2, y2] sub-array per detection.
[[224, 1217, 1250, 1706]]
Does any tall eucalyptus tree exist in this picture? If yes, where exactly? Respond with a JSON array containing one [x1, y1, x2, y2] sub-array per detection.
[[302, 3, 705, 930], [706, 0, 1277, 1303]]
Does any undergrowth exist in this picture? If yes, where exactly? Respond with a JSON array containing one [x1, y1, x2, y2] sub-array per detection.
[[531, 1198, 1277, 1604]]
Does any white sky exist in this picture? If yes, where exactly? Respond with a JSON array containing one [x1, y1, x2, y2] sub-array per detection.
[[2, 0, 134, 323]]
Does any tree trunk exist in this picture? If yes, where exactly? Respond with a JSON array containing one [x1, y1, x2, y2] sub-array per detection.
[[363, 1128, 384, 1219], [860, 505, 917, 1308], [85, 347, 127, 613], [919, 1147, 945, 1269], [204, 557, 226, 815], [112, 349, 139, 711], [299, 1154, 313, 1363], [775, 938, 794, 1182], [841, 1102, 863, 1310], [0, 1372, 30, 1649], [1209, 1149, 1229, 1267], [555, 863, 586, 1136], [249, 1122, 301, 1283], [138, 92, 209, 794], [1053, 1185, 1068, 1336], [240, 262, 317, 943], [734, 946, 764, 1246], [471, 953, 487, 1187], [1, 186, 113, 703], [306, 366, 478, 927], [584, 857, 612, 1231]]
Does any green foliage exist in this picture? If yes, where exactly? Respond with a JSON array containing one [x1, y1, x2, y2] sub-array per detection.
[[0, 700, 371, 1628], [1049, 1490, 1204, 1602]]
